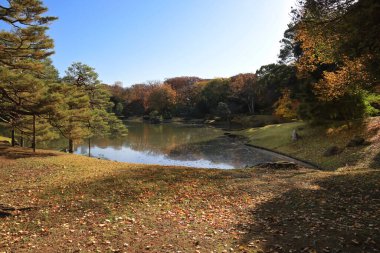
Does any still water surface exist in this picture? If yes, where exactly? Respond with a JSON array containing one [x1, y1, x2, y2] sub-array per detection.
[[75, 122, 234, 169], [48, 122, 286, 169]]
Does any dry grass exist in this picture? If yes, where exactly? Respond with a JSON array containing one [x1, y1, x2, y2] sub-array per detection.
[[0, 145, 379, 252]]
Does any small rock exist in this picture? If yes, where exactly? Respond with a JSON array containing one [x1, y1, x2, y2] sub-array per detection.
[[323, 146, 342, 157], [347, 136, 365, 147], [292, 129, 300, 141]]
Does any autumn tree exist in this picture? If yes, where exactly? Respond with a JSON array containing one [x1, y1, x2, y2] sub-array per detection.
[[274, 89, 299, 119], [230, 73, 260, 114], [147, 84, 176, 115], [165, 76, 202, 91], [124, 83, 156, 115], [164, 76, 202, 116], [285, 0, 380, 121], [255, 64, 298, 114], [200, 79, 231, 114]]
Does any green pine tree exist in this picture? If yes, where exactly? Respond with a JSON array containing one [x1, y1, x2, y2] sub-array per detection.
[[0, 0, 57, 151], [49, 83, 92, 153], [0, 0, 56, 70], [0, 64, 60, 151], [63, 62, 127, 156]]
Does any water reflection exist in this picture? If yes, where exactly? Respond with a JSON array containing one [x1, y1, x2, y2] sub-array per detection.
[[44, 122, 286, 169], [74, 122, 235, 169]]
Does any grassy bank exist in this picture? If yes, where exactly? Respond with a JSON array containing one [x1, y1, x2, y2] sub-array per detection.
[[231, 114, 285, 128], [0, 144, 379, 252], [238, 117, 380, 169], [0, 136, 11, 142]]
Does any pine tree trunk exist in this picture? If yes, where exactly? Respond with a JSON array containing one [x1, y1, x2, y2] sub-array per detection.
[[20, 132, 24, 148], [11, 128, 15, 147], [32, 115, 36, 152], [88, 138, 91, 157], [68, 139, 74, 153]]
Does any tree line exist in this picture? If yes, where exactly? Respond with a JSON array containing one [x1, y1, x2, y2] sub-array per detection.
[[0, 0, 127, 153], [107, 65, 298, 121], [107, 0, 379, 123]]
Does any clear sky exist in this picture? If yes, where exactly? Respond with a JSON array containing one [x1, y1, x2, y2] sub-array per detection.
[[44, 0, 295, 87]]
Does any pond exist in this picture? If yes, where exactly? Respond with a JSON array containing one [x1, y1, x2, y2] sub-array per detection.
[[1, 121, 294, 169], [44, 121, 289, 169]]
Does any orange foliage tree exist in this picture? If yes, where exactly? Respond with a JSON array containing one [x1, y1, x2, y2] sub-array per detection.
[[147, 84, 177, 114], [274, 89, 299, 119]]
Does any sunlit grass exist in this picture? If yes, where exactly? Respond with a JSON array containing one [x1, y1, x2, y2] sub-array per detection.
[[242, 121, 305, 149], [239, 120, 376, 169], [0, 136, 11, 142]]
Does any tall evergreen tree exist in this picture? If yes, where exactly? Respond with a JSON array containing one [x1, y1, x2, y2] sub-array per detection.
[[63, 62, 127, 155], [0, 0, 57, 150], [0, 64, 60, 151], [49, 83, 91, 153], [0, 0, 56, 70]]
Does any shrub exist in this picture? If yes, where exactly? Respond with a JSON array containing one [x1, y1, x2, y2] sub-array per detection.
[[162, 111, 172, 120], [149, 110, 161, 124], [216, 102, 231, 121]]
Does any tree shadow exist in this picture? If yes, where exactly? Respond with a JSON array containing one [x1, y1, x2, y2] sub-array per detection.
[[0, 144, 59, 159], [370, 151, 380, 169], [237, 170, 380, 252]]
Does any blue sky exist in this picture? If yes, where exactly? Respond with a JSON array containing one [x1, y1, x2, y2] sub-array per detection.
[[44, 0, 295, 86]]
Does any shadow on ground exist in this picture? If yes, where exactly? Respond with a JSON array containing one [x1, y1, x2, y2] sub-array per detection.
[[237, 170, 380, 252], [371, 151, 380, 169], [0, 144, 58, 159]]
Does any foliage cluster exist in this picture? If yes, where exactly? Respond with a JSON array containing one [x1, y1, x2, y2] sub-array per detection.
[[107, 65, 297, 120], [0, 1, 127, 152], [279, 0, 380, 122]]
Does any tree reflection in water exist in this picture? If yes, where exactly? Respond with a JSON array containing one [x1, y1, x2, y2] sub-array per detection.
[[40, 122, 291, 169]]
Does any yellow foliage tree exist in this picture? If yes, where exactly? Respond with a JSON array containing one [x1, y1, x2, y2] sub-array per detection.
[[274, 89, 299, 120]]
